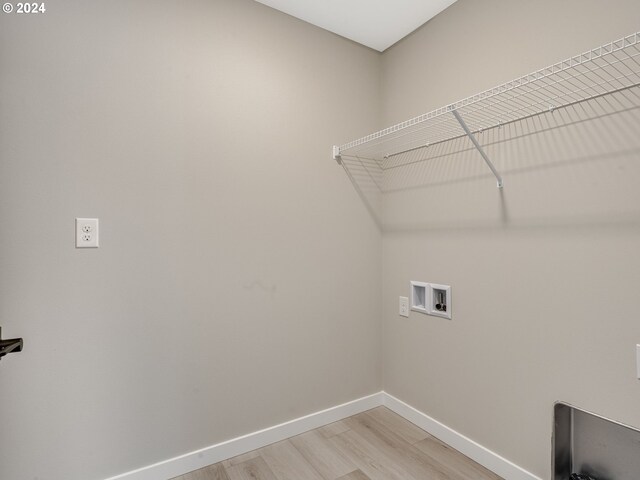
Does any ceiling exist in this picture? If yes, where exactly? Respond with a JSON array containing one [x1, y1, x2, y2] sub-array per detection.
[[254, 0, 458, 52]]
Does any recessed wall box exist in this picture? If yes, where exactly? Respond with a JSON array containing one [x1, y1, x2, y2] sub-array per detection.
[[427, 283, 451, 319], [410, 281, 428, 314]]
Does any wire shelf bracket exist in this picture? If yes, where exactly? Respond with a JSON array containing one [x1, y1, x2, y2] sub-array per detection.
[[332, 31, 640, 189], [332, 145, 342, 164], [450, 106, 503, 188]]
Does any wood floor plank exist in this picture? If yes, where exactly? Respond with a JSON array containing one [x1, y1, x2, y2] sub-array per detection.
[[328, 429, 415, 480], [225, 456, 278, 480], [356, 411, 505, 480], [344, 413, 453, 480], [222, 449, 261, 469], [259, 439, 324, 480], [180, 463, 229, 480], [289, 429, 355, 479], [317, 420, 350, 438], [365, 407, 430, 445], [414, 436, 503, 480], [335, 470, 371, 480]]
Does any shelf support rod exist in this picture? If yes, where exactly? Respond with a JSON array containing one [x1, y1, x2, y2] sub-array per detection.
[[450, 108, 503, 188]]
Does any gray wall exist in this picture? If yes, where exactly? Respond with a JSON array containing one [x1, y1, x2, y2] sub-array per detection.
[[3, 1, 640, 479], [0, 1, 382, 479], [380, 0, 640, 478]]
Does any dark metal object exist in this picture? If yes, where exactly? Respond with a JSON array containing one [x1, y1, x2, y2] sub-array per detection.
[[553, 402, 640, 480], [0, 326, 23, 361], [435, 291, 447, 312]]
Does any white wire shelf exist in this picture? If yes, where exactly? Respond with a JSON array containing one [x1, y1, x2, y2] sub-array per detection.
[[333, 31, 640, 188]]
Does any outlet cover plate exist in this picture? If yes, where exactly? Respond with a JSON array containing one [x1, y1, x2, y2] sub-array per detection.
[[76, 218, 99, 248], [399, 296, 409, 317]]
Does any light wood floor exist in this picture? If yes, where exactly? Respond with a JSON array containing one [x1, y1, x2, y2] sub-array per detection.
[[172, 406, 503, 480]]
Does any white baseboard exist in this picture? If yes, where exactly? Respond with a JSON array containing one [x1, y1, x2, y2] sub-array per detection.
[[382, 392, 542, 480], [105, 390, 540, 480], [104, 392, 383, 480]]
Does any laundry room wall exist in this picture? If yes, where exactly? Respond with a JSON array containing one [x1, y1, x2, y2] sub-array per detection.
[[380, 0, 640, 477], [0, 1, 382, 478]]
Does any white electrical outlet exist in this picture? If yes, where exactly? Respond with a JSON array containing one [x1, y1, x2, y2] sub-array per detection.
[[76, 218, 99, 248], [399, 296, 409, 317]]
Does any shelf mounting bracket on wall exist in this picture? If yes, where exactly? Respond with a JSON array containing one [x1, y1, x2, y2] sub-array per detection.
[[332, 145, 342, 165], [449, 106, 503, 189]]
